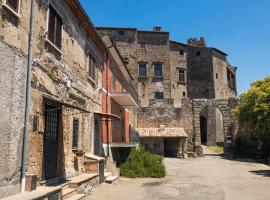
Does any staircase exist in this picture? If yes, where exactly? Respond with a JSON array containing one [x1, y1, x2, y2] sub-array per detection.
[[104, 160, 120, 184], [61, 173, 99, 200]]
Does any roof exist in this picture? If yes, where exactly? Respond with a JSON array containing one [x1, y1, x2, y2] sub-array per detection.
[[66, 0, 107, 53], [97, 27, 137, 31], [170, 40, 188, 46], [211, 47, 228, 56], [137, 128, 188, 138]]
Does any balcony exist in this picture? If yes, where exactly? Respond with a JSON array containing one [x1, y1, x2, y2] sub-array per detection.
[[109, 127, 139, 147], [110, 92, 138, 107]]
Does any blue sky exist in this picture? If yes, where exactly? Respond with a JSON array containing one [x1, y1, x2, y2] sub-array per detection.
[[80, 0, 270, 94]]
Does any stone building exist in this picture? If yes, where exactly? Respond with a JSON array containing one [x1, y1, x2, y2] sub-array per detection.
[[97, 27, 237, 156], [98, 34, 139, 166], [0, 0, 138, 199]]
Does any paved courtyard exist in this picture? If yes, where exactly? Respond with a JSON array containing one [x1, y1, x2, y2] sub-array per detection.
[[88, 148, 270, 200]]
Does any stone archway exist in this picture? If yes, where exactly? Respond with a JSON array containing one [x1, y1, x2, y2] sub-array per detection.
[[193, 99, 231, 155]]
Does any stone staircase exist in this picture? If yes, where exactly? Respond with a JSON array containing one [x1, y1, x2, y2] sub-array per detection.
[[104, 160, 120, 184], [61, 173, 99, 200], [1, 173, 98, 200]]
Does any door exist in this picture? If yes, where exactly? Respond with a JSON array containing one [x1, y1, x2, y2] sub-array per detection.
[[200, 116, 207, 144], [94, 115, 102, 156], [43, 105, 60, 180]]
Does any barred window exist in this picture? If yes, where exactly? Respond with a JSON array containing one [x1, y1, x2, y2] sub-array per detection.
[[178, 69, 186, 82], [48, 5, 62, 49], [5, 0, 19, 13], [72, 118, 79, 150], [154, 63, 162, 77]]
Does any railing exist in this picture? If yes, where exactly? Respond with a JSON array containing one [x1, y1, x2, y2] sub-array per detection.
[[129, 128, 140, 143]]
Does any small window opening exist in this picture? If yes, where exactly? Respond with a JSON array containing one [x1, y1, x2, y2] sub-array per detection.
[[118, 30, 125, 36], [72, 118, 79, 150], [155, 92, 164, 99]]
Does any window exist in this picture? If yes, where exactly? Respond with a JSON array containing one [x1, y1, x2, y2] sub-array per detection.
[[118, 30, 125, 36], [227, 69, 236, 90], [48, 5, 62, 49], [72, 118, 79, 150], [183, 91, 186, 97], [155, 92, 164, 99], [5, 0, 19, 13], [88, 55, 95, 80], [196, 51, 201, 56], [154, 63, 163, 77], [178, 69, 186, 82], [216, 73, 218, 79], [180, 50, 184, 55], [139, 63, 147, 77], [139, 43, 145, 48]]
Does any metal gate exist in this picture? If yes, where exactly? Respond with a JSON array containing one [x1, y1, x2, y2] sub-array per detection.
[[43, 105, 60, 180]]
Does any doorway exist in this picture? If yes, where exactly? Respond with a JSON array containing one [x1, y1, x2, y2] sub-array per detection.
[[94, 115, 103, 156], [43, 105, 60, 180], [200, 116, 207, 144]]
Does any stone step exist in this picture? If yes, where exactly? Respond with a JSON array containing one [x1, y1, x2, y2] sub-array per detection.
[[65, 194, 86, 200], [1, 186, 62, 200], [68, 173, 98, 188], [67, 173, 99, 194], [62, 188, 77, 200], [105, 175, 119, 184], [104, 172, 112, 178]]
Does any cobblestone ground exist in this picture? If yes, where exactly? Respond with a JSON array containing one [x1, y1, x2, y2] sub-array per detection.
[[87, 148, 270, 200]]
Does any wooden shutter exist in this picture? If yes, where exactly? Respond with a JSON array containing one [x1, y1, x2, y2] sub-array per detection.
[[48, 5, 62, 49], [48, 5, 56, 43], [88, 55, 95, 80], [55, 16, 62, 49], [6, 0, 18, 12], [72, 118, 79, 150]]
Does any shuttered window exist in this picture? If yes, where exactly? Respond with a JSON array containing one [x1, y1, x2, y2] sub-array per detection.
[[72, 118, 79, 150], [6, 0, 19, 13], [48, 5, 62, 49], [88, 55, 95, 80]]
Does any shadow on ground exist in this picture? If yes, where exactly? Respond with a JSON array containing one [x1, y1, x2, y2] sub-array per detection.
[[249, 170, 270, 177]]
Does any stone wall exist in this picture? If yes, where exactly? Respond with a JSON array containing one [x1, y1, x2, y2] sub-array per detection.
[[27, 0, 104, 182], [137, 99, 194, 151], [0, 39, 27, 198], [0, 0, 105, 191], [97, 28, 187, 108], [187, 46, 215, 99], [169, 41, 188, 108]]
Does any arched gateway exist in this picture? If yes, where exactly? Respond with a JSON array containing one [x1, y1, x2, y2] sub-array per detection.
[[193, 99, 234, 157]]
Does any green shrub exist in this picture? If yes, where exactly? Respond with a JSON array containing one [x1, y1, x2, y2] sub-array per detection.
[[120, 147, 165, 178]]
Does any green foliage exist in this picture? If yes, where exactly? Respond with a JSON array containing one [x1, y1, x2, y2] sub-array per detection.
[[234, 76, 270, 161], [234, 134, 262, 160], [120, 147, 165, 178]]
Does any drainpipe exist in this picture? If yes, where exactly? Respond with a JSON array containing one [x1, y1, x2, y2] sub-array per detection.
[[21, 0, 35, 193], [192, 100, 196, 152], [106, 54, 110, 157]]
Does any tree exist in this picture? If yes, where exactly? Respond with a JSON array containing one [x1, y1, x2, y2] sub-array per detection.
[[234, 76, 270, 161]]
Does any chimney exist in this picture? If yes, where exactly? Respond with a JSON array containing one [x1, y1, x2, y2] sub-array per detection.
[[153, 26, 162, 32]]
